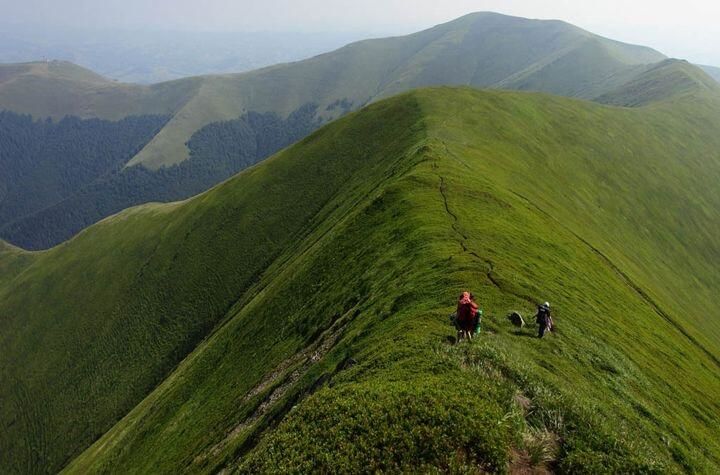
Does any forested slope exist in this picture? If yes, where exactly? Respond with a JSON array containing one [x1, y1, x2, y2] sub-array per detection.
[[0, 106, 318, 249], [0, 111, 169, 245]]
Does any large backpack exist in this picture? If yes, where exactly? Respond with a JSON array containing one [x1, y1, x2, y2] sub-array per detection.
[[457, 301, 474, 326], [536, 307, 549, 325]]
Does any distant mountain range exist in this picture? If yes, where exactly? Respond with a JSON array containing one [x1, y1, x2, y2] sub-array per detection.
[[1, 12, 718, 249], [0, 27, 364, 83]]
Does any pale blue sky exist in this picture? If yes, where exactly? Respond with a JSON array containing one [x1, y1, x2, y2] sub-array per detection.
[[2, 0, 719, 65]]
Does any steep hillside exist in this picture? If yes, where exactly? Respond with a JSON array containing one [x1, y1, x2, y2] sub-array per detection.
[[0, 97, 426, 472], [598, 59, 719, 106], [2, 88, 719, 473], [0, 13, 679, 249]]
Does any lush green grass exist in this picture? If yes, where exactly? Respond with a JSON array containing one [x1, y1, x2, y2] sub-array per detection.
[[3, 87, 720, 473], [0, 96, 426, 473], [237, 88, 720, 473]]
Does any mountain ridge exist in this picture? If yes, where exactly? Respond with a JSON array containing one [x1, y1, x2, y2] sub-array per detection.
[[2, 86, 720, 473], [4, 12, 710, 251], [0, 60, 111, 85], [126, 12, 668, 169], [0, 60, 199, 120], [71, 88, 720, 473], [597, 58, 720, 106], [1, 11, 670, 170], [5, 12, 717, 252]]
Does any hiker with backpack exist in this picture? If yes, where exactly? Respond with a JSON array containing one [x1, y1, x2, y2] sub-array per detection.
[[535, 302, 554, 338], [455, 291, 480, 342]]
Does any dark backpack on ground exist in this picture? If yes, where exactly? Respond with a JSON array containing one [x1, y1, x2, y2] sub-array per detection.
[[509, 311, 525, 328]]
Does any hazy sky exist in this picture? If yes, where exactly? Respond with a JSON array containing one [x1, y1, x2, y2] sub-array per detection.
[[3, 0, 719, 65]]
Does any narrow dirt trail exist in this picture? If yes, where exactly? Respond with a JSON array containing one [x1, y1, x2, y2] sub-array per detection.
[[436, 168, 539, 309]]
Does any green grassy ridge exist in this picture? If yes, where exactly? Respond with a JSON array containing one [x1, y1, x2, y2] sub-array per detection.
[[52, 88, 720, 473], [0, 97, 425, 473], [63, 138, 441, 474], [230, 89, 720, 471]]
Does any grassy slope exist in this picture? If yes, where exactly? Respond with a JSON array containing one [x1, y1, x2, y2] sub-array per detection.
[[0, 98, 425, 473], [11, 88, 710, 473], [598, 59, 720, 106], [498, 37, 649, 98], [0, 61, 199, 120], [0, 240, 33, 287]]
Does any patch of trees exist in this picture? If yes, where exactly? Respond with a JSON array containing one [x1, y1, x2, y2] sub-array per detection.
[[1, 104, 322, 250], [186, 102, 321, 177]]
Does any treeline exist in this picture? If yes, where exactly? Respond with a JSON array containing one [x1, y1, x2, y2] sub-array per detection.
[[1, 104, 322, 250]]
